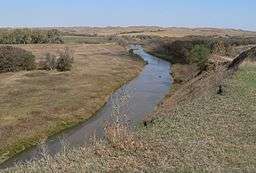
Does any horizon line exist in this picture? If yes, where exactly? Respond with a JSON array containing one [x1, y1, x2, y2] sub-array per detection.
[[0, 25, 255, 32]]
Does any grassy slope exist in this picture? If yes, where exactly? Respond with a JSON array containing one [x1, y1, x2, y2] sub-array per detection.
[[139, 63, 256, 171], [0, 44, 143, 163], [4, 63, 256, 172]]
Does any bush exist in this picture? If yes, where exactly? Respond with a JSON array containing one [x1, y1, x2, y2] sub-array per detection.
[[0, 46, 36, 73], [0, 29, 63, 44], [152, 39, 206, 64], [189, 44, 210, 71], [150, 36, 256, 65], [41, 48, 74, 72], [43, 53, 57, 70], [56, 48, 74, 71]]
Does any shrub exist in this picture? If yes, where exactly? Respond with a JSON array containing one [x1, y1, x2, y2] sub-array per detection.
[[189, 44, 210, 71], [56, 48, 74, 71], [43, 53, 57, 70], [0, 46, 36, 73], [46, 29, 62, 43], [0, 29, 63, 44], [153, 39, 204, 64], [150, 36, 256, 65]]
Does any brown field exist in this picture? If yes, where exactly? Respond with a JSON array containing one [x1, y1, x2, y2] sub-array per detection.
[[0, 43, 143, 163], [57, 26, 162, 36], [58, 26, 256, 38], [121, 27, 256, 38]]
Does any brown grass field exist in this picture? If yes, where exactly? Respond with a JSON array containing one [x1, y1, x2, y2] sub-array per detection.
[[0, 43, 143, 163], [58, 26, 256, 38]]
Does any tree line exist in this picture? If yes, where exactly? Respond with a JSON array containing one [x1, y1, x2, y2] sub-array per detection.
[[148, 37, 239, 71], [0, 29, 64, 44], [0, 46, 74, 73]]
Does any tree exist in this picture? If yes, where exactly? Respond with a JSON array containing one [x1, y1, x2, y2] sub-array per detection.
[[0, 46, 36, 73], [189, 44, 210, 71], [0, 29, 64, 44]]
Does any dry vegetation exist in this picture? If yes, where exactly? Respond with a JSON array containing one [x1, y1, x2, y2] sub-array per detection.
[[3, 60, 256, 172], [0, 43, 143, 163], [121, 27, 256, 38], [57, 26, 256, 38], [0, 29, 63, 44], [1, 27, 256, 172], [58, 26, 162, 36]]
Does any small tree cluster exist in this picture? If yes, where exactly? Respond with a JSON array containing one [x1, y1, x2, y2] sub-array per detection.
[[0, 46, 36, 73], [0, 29, 63, 44], [189, 44, 210, 71], [42, 48, 74, 72], [56, 48, 74, 71], [43, 53, 57, 70], [151, 36, 238, 68]]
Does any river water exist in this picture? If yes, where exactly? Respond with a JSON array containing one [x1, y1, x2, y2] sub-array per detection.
[[0, 45, 171, 169]]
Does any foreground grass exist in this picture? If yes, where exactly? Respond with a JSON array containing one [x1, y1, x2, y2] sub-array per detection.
[[0, 43, 143, 163], [3, 62, 255, 172]]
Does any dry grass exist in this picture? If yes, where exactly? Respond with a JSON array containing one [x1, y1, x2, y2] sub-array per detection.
[[58, 27, 256, 38], [120, 27, 256, 38], [58, 26, 162, 36], [3, 61, 256, 173], [171, 64, 199, 84], [0, 43, 143, 163]]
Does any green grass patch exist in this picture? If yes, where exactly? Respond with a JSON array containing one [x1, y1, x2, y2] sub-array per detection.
[[63, 36, 111, 44]]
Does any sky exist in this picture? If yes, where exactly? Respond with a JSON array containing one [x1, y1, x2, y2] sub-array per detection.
[[0, 0, 255, 31]]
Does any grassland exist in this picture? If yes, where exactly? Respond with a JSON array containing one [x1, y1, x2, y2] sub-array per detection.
[[0, 43, 143, 163], [120, 27, 256, 38], [63, 36, 112, 44], [58, 26, 256, 38], [3, 54, 256, 172]]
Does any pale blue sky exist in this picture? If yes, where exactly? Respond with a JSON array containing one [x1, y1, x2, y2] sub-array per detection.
[[0, 0, 255, 31]]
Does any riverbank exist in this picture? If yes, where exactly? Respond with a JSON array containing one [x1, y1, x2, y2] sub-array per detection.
[[0, 43, 144, 164]]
